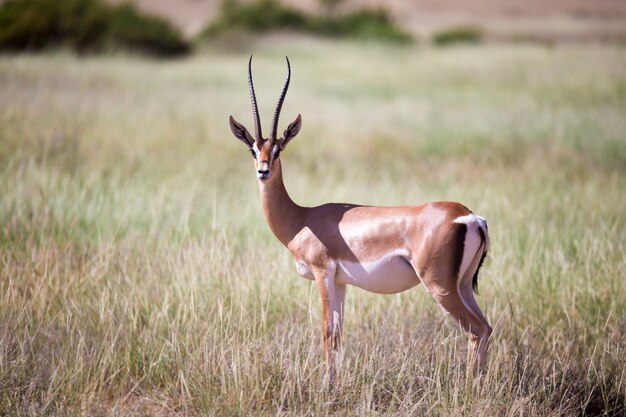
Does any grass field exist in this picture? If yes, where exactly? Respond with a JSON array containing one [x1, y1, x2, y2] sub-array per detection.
[[0, 41, 625, 416]]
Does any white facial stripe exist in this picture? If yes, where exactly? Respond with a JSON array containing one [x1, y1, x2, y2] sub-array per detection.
[[270, 144, 280, 164], [252, 142, 260, 157]]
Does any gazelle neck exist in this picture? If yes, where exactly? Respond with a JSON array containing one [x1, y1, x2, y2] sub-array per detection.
[[258, 159, 306, 246]]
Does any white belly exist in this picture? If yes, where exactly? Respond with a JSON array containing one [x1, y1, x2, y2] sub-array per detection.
[[335, 254, 420, 294]]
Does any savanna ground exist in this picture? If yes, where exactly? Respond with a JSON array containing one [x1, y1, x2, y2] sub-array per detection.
[[0, 40, 625, 415]]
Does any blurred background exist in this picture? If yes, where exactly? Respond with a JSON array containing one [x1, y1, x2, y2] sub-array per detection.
[[0, 1, 625, 416], [2, 0, 626, 55], [120, 0, 626, 42]]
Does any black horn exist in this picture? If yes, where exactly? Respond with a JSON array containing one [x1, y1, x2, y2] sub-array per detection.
[[270, 57, 291, 142], [248, 55, 263, 140]]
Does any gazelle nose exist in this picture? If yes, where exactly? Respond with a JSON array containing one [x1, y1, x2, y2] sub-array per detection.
[[257, 161, 270, 179]]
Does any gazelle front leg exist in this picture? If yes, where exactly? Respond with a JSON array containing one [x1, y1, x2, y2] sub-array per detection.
[[313, 263, 346, 384]]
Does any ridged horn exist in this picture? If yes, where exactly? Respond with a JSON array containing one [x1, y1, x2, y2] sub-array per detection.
[[248, 55, 262, 140], [270, 56, 291, 142]]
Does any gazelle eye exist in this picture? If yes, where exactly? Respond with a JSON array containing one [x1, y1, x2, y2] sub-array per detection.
[[249, 148, 257, 159]]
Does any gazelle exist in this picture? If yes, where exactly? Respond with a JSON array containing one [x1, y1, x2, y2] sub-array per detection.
[[229, 57, 492, 379]]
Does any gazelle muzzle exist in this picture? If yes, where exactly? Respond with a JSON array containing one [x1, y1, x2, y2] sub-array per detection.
[[257, 161, 271, 179]]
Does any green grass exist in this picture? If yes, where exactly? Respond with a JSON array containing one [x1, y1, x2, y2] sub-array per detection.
[[0, 42, 625, 415]]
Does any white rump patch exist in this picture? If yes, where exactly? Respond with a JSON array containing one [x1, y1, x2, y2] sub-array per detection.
[[476, 215, 489, 252], [453, 213, 490, 325], [453, 214, 477, 225], [453, 214, 485, 283]]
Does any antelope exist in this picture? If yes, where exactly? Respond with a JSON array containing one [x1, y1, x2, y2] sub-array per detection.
[[228, 57, 492, 380]]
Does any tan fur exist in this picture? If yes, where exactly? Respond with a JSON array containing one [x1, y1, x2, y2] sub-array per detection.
[[229, 59, 492, 381]]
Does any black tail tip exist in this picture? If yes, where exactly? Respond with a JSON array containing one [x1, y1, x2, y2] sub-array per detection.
[[472, 226, 488, 294]]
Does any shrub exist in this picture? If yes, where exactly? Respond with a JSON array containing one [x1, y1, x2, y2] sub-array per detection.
[[0, 0, 190, 57], [203, 0, 309, 36], [432, 26, 483, 46], [314, 9, 412, 43], [0, 0, 108, 52], [106, 4, 190, 57], [201, 0, 412, 43]]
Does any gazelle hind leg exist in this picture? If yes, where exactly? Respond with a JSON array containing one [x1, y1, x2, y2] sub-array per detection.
[[411, 220, 491, 371], [458, 286, 491, 370], [412, 251, 491, 369], [421, 275, 492, 370], [457, 243, 492, 369]]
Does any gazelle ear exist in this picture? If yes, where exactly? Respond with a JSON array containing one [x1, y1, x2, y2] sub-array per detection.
[[279, 114, 302, 150], [229, 116, 254, 147]]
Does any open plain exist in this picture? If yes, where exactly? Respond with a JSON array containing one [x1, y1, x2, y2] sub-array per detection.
[[0, 41, 625, 415]]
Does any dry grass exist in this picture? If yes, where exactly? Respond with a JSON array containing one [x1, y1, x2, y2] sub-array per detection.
[[0, 42, 625, 416]]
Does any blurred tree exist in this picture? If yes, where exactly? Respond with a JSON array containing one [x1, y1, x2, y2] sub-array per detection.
[[0, 0, 190, 57]]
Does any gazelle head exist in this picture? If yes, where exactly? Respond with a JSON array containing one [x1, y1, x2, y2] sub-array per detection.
[[229, 56, 302, 181]]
